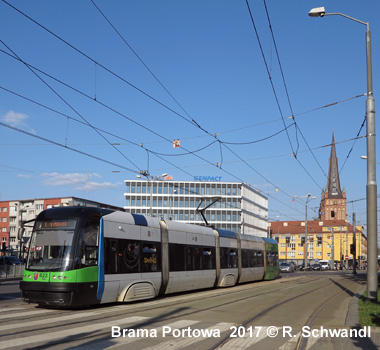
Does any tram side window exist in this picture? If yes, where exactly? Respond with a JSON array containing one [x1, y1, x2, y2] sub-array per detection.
[[220, 248, 229, 269], [242, 249, 258, 268], [255, 251, 264, 267], [169, 243, 186, 271], [266, 252, 278, 267], [120, 240, 140, 273], [202, 247, 215, 270], [104, 239, 118, 274], [105, 238, 161, 274], [230, 249, 238, 268], [104, 239, 140, 274], [273, 252, 278, 266], [220, 248, 238, 269], [186, 246, 202, 271]]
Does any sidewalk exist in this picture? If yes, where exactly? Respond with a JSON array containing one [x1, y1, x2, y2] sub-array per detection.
[[332, 273, 380, 349]]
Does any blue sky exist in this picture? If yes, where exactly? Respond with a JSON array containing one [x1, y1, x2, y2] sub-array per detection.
[[0, 0, 379, 231]]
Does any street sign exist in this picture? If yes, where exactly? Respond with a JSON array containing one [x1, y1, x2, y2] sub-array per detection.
[[345, 255, 349, 260]]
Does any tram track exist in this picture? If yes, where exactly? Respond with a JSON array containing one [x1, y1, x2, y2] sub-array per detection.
[[206, 274, 363, 349], [36, 276, 322, 327], [3, 275, 326, 348], [295, 275, 366, 350]]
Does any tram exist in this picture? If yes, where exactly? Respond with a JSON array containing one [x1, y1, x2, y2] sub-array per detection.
[[20, 207, 279, 307]]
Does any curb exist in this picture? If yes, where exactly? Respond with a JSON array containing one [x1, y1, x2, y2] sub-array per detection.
[[345, 284, 366, 327]]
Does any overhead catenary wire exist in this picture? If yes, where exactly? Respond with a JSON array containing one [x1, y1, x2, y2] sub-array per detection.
[[0, 0, 203, 131], [1, 83, 365, 152], [339, 115, 367, 173], [0, 39, 142, 172], [0, 0, 301, 199], [245, 0, 298, 157], [0, 58, 364, 219], [0, 1, 356, 198], [0, 1, 365, 221], [0, 48, 276, 193], [0, 121, 138, 173], [261, 0, 328, 184], [90, 0, 197, 127]]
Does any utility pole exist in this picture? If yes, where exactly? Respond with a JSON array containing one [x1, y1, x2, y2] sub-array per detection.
[[353, 213, 357, 275]]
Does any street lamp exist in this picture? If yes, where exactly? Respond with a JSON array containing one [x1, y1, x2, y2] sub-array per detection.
[[309, 7, 378, 301], [294, 194, 316, 268], [361, 155, 380, 165]]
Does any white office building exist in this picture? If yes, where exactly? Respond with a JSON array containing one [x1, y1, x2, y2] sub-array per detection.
[[124, 179, 268, 237]]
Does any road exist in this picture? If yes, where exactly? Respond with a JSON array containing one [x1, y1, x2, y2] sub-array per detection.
[[0, 271, 378, 349]]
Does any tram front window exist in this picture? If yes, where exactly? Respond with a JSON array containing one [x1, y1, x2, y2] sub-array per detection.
[[27, 219, 77, 272]]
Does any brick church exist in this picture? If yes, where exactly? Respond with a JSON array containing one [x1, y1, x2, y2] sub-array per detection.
[[269, 133, 366, 264], [319, 133, 347, 221]]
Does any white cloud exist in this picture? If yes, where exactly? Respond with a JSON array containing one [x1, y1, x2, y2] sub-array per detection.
[[41, 172, 119, 192], [17, 174, 32, 178], [77, 181, 117, 191], [2, 110, 29, 127]]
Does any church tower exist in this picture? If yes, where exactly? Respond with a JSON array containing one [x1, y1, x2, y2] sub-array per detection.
[[319, 133, 347, 220]]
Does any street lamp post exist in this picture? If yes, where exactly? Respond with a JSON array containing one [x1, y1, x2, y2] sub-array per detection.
[[294, 194, 316, 268], [136, 171, 168, 217], [169, 189, 177, 220], [328, 227, 335, 271], [309, 7, 378, 301]]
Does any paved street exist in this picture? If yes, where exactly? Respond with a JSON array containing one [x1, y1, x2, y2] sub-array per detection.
[[0, 271, 378, 349]]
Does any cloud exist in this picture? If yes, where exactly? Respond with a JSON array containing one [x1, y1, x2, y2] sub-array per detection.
[[41, 172, 119, 191], [2, 110, 29, 127], [18, 174, 32, 178]]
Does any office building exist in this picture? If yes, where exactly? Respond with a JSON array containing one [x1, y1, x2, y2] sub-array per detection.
[[124, 179, 268, 237]]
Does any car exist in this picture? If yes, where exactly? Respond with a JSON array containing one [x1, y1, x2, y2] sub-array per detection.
[[312, 263, 322, 271], [280, 262, 295, 273], [0, 256, 24, 265], [299, 263, 311, 271], [319, 260, 330, 270], [289, 262, 297, 271]]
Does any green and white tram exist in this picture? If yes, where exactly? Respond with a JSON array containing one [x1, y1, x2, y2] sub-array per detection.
[[20, 207, 279, 307]]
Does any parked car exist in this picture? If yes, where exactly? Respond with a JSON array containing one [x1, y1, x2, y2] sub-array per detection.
[[299, 263, 311, 271], [0, 256, 23, 266], [312, 263, 322, 271], [280, 262, 295, 273], [319, 260, 330, 270]]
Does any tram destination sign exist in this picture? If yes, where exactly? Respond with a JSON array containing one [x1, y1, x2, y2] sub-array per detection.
[[36, 219, 77, 230]]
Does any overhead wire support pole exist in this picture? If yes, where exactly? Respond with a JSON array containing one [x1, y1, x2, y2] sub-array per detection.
[[309, 7, 377, 301]]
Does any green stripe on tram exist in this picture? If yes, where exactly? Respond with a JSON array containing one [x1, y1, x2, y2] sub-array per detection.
[[22, 266, 99, 283]]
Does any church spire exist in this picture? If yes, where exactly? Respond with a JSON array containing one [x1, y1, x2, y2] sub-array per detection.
[[327, 133, 343, 198], [319, 132, 347, 220]]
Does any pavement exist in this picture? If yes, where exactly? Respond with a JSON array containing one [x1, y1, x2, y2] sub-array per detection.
[[2, 273, 380, 349], [330, 272, 380, 350]]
